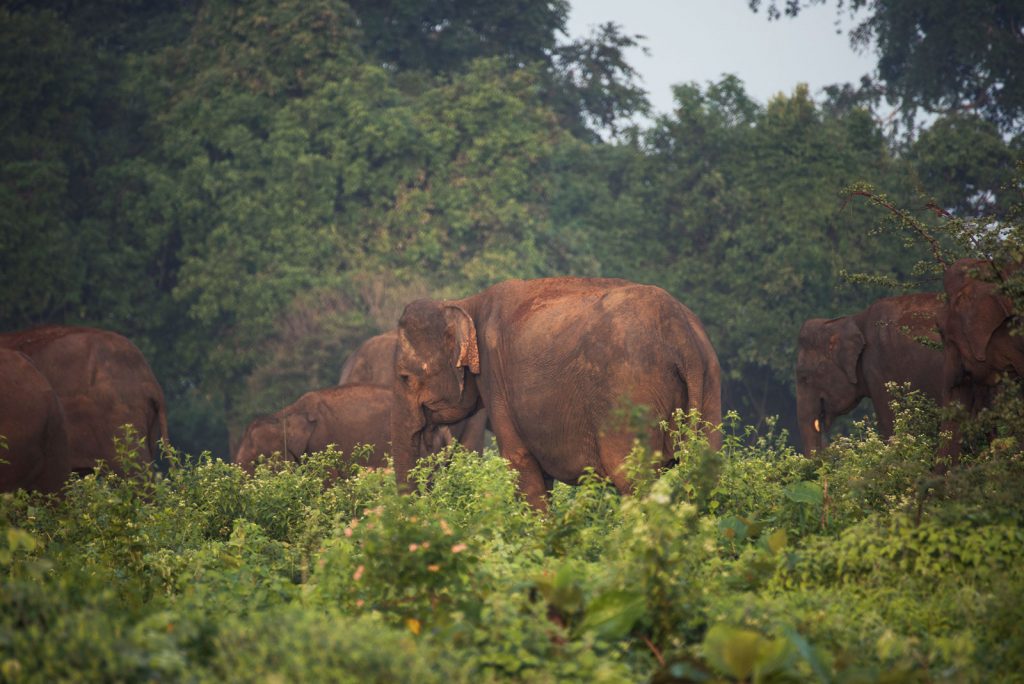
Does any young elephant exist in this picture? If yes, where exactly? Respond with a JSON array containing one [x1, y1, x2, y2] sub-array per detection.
[[795, 293, 945, 455], [0, 325, 169, 476], [234, 384, 392, 474], [391, 277, 722, 509], [0, 349, 72, 493], [339, 328, 489, 454]]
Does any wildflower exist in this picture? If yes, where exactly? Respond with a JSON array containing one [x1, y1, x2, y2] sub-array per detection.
[[439, 520, 453, 536], [409, 543, 419, 552], [451, 543, 467, 554], [344, 527, 353, 538], [427, 564, 441, 572], [353, 564, 364, 581], [355, 599, 365, 608]]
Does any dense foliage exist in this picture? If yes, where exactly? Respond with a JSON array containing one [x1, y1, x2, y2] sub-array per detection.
[[2, 0, 1020, 456], [2, 399, 1022, 682]]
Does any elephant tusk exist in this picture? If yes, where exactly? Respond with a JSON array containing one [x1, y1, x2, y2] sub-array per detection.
[[813, 418, 820, 433]]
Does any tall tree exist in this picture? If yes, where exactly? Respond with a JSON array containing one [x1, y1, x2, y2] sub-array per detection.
[[346, 0, 568, 73], [749, 0, 1024, 136]]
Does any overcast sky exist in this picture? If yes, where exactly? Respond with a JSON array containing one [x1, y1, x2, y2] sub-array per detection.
[[565, 0, 876, 117]]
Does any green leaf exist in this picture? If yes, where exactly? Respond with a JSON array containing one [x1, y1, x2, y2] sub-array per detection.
[[784, 481, 824, 506], [719, 515, 750, 543], [577, 590, 646, 640], [703, 624, 794, 681], [6, 528, 38, 553], [767, 528, 788, 554]]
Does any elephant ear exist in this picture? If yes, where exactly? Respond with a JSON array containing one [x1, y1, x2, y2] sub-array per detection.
[[283, 411, 317, 460], [444, 304, 480, 371], [443, 304, 479, 397], [960, 289, 1011, 363], [827, 319, 865, 386]]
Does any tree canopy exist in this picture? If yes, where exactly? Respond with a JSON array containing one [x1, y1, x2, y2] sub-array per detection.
[[749, 0, 1024, 136]]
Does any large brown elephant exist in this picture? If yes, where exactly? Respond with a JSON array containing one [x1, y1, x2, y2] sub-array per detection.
[[338, 328, 489, 454], [391, 277, 722, 509], [0, 326, 169, 476], [938, 258, 1024, 453], [0, 349, 72, 493], [796, 293, 945, 455], [234, 383, 392, 474]]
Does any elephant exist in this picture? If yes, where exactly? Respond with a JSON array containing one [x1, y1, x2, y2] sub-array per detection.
[[234, 383, 392, 474], [0, 325, 169, 476], [338, 331, 400, 386], [938, 258, 1024, 454], [795, 293, 945, 455], [339, 328, 489, 454], [390, 277, 722, 509], [0, 349, 72, 493]]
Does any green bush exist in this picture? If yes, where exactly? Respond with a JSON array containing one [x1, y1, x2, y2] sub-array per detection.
[[2, 410, 1023, 682]]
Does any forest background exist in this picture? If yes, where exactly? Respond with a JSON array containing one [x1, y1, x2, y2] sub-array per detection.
[[2, 0, 1022, 458]]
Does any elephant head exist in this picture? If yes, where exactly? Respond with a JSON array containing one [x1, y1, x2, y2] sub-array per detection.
[[391, 299, 481, 490], [795, 317, 866, 454], [942, 259, 1019, 384], [234, 411, 317, 473]]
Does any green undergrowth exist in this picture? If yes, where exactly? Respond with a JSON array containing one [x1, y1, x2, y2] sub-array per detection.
[[2, 397, 1023, 683]]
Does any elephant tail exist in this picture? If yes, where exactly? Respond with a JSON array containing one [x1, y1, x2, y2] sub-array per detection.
[[674, 347, 723, 454]]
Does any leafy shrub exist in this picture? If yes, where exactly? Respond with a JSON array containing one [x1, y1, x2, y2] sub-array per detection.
[[1, 409, 1022, 682]]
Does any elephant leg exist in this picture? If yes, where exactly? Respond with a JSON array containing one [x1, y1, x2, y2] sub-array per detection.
[[598, 432, 636, 496], [507, 447, 550, 510], [488, 400, 548, 510], [874, 393, 897, 440], [457, 409, 488, 454]]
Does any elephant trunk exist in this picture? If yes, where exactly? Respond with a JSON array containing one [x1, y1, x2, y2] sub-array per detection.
[[797, 394, 825, 457], [390, 391, 427, 493]]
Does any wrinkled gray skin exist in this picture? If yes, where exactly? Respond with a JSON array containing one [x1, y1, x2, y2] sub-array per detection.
[[0, 349, 72, 493], [234, 384, 392, 474], [391, 277, 722, 510], [0, 325, 169, 476], [939, 258, 1024, 457], [795, 293, 945, 455], [339, 329, 488, 454]]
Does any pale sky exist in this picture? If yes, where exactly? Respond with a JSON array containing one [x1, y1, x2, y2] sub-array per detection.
[[566, 0, 876, 117]]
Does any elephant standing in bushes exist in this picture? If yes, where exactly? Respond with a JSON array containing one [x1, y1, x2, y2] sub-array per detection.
[[0, 325, 169, 476], [938, 258, 1024, 454], [0, 349, 72, 493], [391, 277, 722, 509], [796, 293, 946, 455], [234, 384, 392, 474], [339, 328, 489, 454]]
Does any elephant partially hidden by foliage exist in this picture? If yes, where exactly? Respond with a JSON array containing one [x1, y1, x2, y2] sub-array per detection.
[[390, 277, 722, 509], [796, 293, 945, 455], [339, 329, 489, 454], [0, 349, 72, 493], [234, 384, 393, 474], [938, 258, 1024, 454], [338, 331, 401, 386], [0, 326, 169, 476]]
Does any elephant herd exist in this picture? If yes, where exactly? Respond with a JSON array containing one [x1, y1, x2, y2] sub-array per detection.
[[797, 258, 1024, 456], [2, 261, 1021, 506], [0, 326, 168, 493]]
